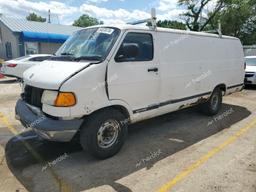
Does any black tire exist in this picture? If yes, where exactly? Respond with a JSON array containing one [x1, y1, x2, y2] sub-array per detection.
[[200, 87, 222, 116], [80, 109, 128, 159]]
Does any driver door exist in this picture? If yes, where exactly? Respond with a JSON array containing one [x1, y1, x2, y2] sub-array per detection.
[[107, 31, 160, 114]]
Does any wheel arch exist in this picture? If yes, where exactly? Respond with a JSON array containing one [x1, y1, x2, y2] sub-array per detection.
[[72, 104, 131, 143], [214, 83, 227, 95], [83, 104, 131, 122]]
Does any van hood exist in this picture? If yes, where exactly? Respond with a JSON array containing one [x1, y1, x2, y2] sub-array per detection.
[[246, 65, 256, 73], [23, 61, 91, 90]]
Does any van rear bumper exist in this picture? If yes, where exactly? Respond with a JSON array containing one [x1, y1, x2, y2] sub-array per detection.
[[15, 99, 83, 142]]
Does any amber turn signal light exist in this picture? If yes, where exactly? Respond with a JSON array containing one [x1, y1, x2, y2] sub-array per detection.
[[54, 92, 76, 107]]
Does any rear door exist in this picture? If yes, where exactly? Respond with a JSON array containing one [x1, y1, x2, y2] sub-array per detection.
[[107, 31, 160, 113]]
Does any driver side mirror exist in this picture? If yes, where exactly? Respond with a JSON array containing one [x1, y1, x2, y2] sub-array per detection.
[[115, 43, 139, 62]]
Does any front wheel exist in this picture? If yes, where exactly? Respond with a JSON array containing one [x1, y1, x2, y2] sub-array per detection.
[[200, 88, 222, 116], [80, 109, 128, 159]]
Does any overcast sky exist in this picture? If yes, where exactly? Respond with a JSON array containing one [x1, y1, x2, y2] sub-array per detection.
[[0, 0, 190, 25]]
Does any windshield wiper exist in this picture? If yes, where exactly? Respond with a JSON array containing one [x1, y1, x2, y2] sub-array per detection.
[[61, 52, 74, 56], [50, 54, 74, 61], [73, 56, 103, 62]]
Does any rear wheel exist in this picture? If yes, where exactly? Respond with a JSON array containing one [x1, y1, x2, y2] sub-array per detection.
[[200, 87, 222, 116], [80, 109, 128, 159]]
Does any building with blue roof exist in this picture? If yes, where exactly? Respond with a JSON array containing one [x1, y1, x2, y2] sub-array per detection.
[[0, 15, 81, 60]]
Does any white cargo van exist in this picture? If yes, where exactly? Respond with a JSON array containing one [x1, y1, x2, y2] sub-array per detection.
[[15, 23, 244, 159]]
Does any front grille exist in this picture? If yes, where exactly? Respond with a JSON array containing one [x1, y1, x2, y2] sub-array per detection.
[[245, 72, 255, 78], [22, 85, 44, 108]]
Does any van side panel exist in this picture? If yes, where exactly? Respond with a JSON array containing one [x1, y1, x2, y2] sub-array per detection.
[[157, 32, 244, 109]]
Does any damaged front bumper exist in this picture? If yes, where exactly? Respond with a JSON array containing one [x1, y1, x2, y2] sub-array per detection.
[[15, 99, 83, 142]]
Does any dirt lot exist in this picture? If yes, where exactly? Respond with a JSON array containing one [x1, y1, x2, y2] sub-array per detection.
[[0, 78, 256, 192]]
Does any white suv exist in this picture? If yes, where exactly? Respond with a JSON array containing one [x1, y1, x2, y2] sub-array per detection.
[[245, 56, 256, 85]]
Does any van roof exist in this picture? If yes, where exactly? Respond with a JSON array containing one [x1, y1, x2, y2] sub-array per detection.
[[83, 24, 238, 40]]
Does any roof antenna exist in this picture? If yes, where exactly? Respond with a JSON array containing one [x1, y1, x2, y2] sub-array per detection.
[[127, 8, 157, 30]]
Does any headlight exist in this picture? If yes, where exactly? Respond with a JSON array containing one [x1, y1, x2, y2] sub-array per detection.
[[41, 90, 58, 105], [41, 90, 76, 107]]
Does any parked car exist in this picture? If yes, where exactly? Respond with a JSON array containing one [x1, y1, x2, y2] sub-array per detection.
[[15, 25, 245, 159], [245, 56, 256, 85], [0, 54, 52, 79]]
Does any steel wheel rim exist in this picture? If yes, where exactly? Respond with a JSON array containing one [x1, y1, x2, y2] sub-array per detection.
[[97, 119, 120, 149]]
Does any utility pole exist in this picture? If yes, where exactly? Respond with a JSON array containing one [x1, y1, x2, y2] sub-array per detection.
[[218, 19, 222, 38], [48, 9, 51, 23]]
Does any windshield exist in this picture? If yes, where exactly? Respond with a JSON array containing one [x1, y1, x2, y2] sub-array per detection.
[[246, 58, 256, 66], [55, 27, 120, 61]]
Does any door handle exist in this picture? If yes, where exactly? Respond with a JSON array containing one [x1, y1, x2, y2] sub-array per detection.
[[148, 67, 158, 72]]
